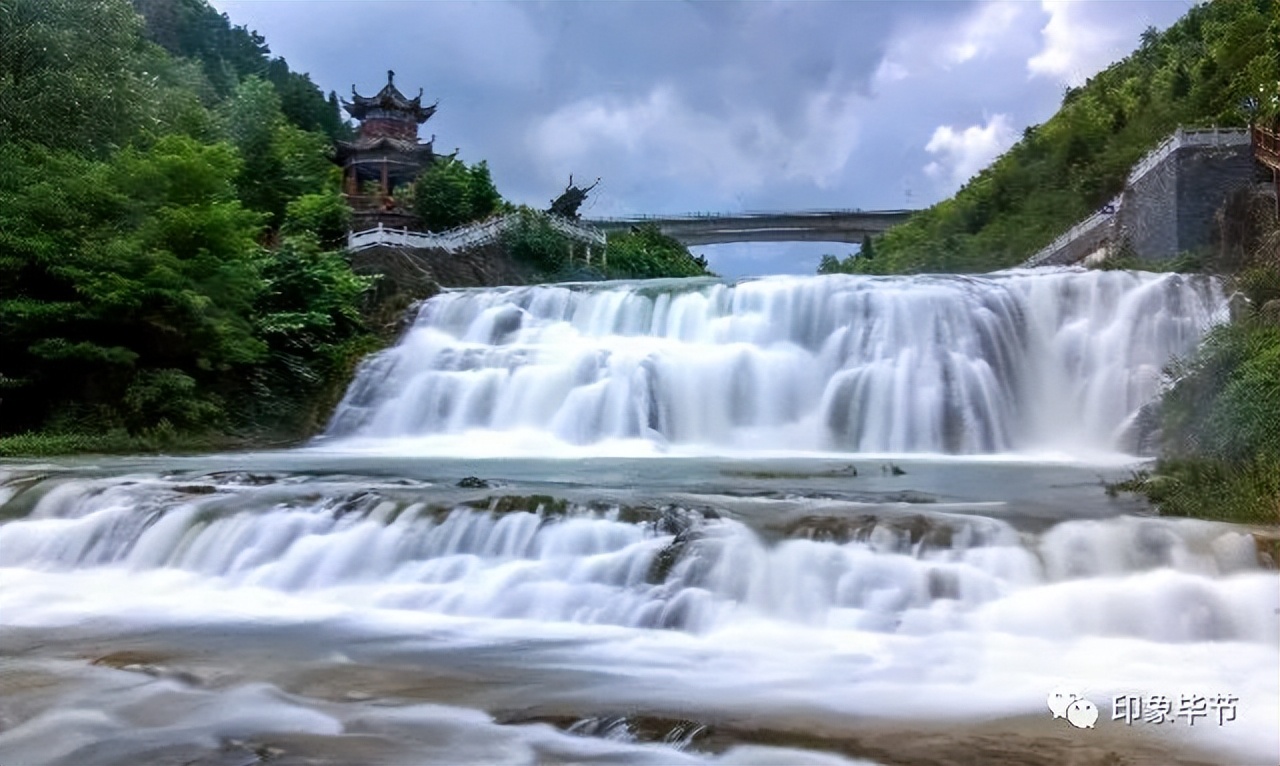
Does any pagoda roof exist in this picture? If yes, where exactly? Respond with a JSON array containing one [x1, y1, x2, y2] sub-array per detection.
[[342, 70, 437, 123], [334, 134, 460, 163]]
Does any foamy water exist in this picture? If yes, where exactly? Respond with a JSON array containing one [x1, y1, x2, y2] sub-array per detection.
[[1, 270, 1272, 765], [324, 270, 1224, 457], [0, 463, 1275, 765]]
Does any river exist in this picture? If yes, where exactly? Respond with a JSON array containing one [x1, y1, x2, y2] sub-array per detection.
[[1, 269, 1276, 766]]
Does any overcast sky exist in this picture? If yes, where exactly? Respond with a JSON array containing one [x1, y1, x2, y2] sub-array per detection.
[[209, 0, 1193, 276]]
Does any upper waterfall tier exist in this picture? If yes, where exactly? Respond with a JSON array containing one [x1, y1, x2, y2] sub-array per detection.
[[323, 269, 1225, 456]]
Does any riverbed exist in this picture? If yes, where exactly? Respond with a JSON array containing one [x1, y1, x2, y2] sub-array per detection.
[[2, 270, 1276, 765], [0, 452, 1275, 765]]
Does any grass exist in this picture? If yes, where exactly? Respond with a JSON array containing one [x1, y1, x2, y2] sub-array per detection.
[[1106, 457, 1280, 526], [0, 428, 295, 458], [1090, 250, 1205, 273]]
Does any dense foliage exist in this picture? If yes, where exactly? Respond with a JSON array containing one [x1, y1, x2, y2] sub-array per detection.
[[0, 0, 370, 442], [600, 225, 712, 279], [823, 0, 1279, 275], [412, 158, 504, 232], [501, 214, 711, 281], [0, 0, 711, 450], [1109, 211, 1280, 524], [130, 0, 350, 140]]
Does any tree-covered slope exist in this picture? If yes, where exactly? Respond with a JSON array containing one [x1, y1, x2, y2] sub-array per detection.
[[0, 0, 369, 442], [0, 0, 709, 450], [823, 0, 1279, 275]]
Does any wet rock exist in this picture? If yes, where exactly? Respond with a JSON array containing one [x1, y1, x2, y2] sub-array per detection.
[[1252, 531, 1280, 569], [332, 491, 380, 518], [456, 476, 491, 489], [488, 306, 524, 344], [91, 651, 203, 686], [1228, 291, 1252, 322], [647, 529, 696, 584], [777, 513, 952, 548], [884, 490, 937, 504], [173, 484, 218, 495], [1120, 400, 1163, 457], [221, 739, 285, 764], [725, 464, 858, 480], [205, 471, 278, 486], [783, 514, 879, 544], [462, 494, 570, 515], [1261, 299, 1280, 327], [926, 568, 961, 599], [645, 506, 717, 584]]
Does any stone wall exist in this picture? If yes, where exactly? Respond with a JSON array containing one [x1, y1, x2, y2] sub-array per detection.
[[349, 242, 536, 339], [1025, 129, 1256, 267], [1174, 144, 1259, 257], [1116, 149, 1177, 260]]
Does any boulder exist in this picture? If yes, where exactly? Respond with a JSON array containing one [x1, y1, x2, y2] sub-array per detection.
[[1260, 299, 1280, 327], [1227, 291, 1252, 322]]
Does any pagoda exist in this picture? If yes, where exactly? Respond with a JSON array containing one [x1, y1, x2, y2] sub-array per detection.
[[336, 70, 454, 229]]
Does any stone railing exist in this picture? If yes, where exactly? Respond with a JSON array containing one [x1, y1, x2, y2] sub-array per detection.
[[1126, 127, 1249, 186], [1022, 127, 1251, 268], [346, 213, 607, 254], [1022, 197, 1120, 268]]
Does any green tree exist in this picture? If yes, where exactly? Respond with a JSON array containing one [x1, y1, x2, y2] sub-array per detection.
[[502, 208, 572, 274], [220, 77, 335, 225], [0, 135, 267, 433], [0, 0, 152, 155], [601, 225, 711, 279], [836, 0, 1279, 276], [413, 158, 503, 231], [283, 191, 352, 248]]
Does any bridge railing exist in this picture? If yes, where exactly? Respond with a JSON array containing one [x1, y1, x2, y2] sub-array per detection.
[[346, 214, 606, 254], [587, 208, 914, 225]]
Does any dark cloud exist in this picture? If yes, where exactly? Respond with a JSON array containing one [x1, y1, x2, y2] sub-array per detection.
[[210, 0, 1191, 275]]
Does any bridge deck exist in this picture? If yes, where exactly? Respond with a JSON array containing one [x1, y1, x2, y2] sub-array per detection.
[[586, 209, 915, 246]]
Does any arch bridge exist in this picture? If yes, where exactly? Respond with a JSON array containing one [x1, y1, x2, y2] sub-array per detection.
[[585, 209, 916, 246]]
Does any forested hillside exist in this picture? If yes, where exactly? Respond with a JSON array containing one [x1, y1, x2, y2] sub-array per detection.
[[822, 0, 1279, 275], [0, 0, 373, 449], [0, 0, 709, 454]]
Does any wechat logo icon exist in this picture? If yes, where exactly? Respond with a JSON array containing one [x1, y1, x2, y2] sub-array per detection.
[[1048, 688, 1098, 729]]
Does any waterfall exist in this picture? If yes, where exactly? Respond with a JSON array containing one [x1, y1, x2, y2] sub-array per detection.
[[323, 269, 1225, 456], [0, 474, 1268, 642]]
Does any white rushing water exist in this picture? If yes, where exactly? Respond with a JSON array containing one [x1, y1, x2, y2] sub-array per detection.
[[0, 469, 1276, 765], [0, 269, 1272, 766], [324, 269, 1225, 457]]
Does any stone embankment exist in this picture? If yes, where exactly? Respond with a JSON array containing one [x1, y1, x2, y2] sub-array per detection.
[[1024, 128, 1259, 267]]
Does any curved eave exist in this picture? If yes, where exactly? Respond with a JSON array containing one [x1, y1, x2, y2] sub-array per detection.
[[342, 97, 437, 124], [334, 138, 438, 164]]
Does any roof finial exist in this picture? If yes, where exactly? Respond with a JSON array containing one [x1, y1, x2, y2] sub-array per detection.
[[387, 69, 395, 85]]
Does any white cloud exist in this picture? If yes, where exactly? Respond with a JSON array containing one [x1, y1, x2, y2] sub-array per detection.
[[875, 0, 1029, 81], [872, 59, 909, 89], [528, 85, 862, 211], [923, 114, 1017, 189], [1027, 0, 1162, 86], [947, 2, 1025, 65]]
